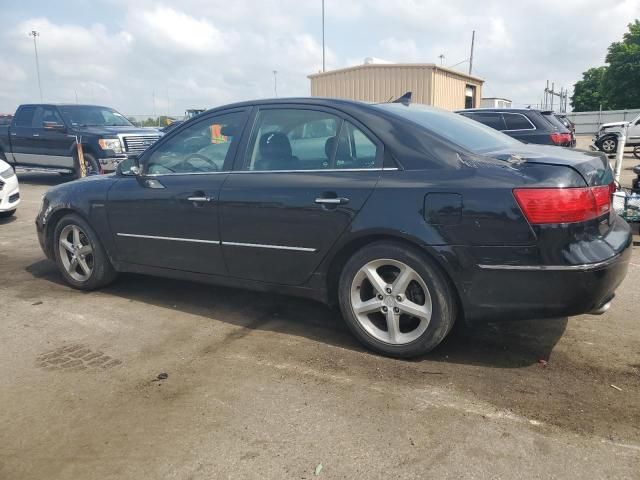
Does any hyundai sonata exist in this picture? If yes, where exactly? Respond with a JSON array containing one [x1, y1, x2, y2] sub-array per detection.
[[36, 98, 631, 357]]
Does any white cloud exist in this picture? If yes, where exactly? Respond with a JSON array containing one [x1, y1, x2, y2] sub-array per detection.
[[0, 0, 638, 114]]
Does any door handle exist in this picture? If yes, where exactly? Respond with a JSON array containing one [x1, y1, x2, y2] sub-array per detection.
[[187, 196, 212, 203], [32, 133, 40, 137], [315, 197, 349, 205]]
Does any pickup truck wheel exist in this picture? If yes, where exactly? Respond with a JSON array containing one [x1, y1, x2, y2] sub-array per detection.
[[74, 152, 101, 178], [600, 137, 618, 154], [53, 213, 117, 290], [634, 146, 640, 160]]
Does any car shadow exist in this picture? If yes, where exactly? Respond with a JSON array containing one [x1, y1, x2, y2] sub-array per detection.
[[17, 172, 73, 186], [0, 214, 18, 225], [26, 259, 567, 369]]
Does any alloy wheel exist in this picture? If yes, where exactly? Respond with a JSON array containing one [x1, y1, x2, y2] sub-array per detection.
[[602, 139, 616, 153], [350, 259, 433, 345], [58, 224, 94, 282]]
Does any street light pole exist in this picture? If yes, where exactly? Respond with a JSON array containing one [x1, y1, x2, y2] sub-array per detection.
[[322, 0, 325, 72], [273, 70, 278, 97], [29, 30, 43, 102]]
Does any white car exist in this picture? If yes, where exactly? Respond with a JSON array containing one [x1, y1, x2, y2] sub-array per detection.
[[0, 159, 20, 218]]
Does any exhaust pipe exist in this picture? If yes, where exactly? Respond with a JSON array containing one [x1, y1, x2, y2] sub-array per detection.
[[589, 299, 612, 315]]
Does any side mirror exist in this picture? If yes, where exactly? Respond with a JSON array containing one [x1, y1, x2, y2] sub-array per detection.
[[43, 121, 66, 132], [116, 157, 140, 176]]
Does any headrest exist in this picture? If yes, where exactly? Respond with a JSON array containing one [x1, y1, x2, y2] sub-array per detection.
[[259, 132, 292, 159]]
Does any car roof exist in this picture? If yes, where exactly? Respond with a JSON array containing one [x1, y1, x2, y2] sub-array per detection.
[[457, 108, 544, 114], [18, 103, 117, 109]]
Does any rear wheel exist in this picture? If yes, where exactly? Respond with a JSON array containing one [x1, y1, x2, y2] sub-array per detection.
[[53, 214, 117, 290], [601, 137, 618, 154], [634, 145, 640, 160], [338, 241, 456, 358]]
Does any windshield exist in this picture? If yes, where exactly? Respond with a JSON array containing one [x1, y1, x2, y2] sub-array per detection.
[[374, 103, 521, 154], [58, 106, 133, 127]]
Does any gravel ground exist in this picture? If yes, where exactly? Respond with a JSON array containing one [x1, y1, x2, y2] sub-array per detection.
[[0, 172, 639, 480]]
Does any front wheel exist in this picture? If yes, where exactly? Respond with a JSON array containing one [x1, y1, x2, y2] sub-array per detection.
[[600, 136, 618, 154], [74, 152, 101, 179], [0, 209, 16, 218], [634, 145, 640, 160], [53, 214, 117, 290], [338, 241, 456, 358]]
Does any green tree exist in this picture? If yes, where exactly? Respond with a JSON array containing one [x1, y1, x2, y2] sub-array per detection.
[[571, 20, 640, 111], [602, 19, 640, 109], [571, 66, 608, 111]]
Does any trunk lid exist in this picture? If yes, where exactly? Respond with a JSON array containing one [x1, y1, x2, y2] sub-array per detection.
[[486, 144, 612, 186]]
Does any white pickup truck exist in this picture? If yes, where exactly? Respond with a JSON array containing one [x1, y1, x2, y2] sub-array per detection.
[[594, 113, 640, 155]]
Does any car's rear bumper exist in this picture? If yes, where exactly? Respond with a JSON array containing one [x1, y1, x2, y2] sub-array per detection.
[[452, 216, 633, 323]]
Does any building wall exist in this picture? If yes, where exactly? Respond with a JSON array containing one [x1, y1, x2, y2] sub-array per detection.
[[480, 98, 513, 108], [310, 65, 433, 104], [309, 64, 483, 110], [431, 68, 482, 110]]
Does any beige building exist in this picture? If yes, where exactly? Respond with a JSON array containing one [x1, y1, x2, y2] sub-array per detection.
[[308, 63, 484, 111]]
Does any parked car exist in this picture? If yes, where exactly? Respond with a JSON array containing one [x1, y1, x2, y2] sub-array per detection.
[[553, 113, 577, 147], [0, 104, 161, 177], [457, 108, 574, 147], [0, 158, 20, 218], [593, 113, 640, 154], [36, 98, 631, 358], [0, 114, 13, 126]]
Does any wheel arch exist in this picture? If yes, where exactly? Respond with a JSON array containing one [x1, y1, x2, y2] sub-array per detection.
[[44, 207, 91, 259], [324, 232, 465, 321]]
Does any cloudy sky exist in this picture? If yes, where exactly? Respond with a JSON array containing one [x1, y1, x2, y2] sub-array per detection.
[[1, 0, 638, 117]]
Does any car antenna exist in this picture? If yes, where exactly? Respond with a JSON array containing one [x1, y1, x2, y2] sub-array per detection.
[[391, 91, 412, 105]]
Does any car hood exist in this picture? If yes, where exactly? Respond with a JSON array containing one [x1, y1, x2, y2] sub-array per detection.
[[75, 126, 161, 136], [486, 144, 611, 187], [600, 121, 629, 129]]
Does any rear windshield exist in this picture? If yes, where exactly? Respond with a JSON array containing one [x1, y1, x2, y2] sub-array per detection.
[[540, 112, 569, 132], [374, 103, 521, 154]]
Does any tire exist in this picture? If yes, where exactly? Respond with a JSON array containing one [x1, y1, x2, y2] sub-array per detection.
[[634, 146, 640, 160], [0, 209, 16, 218], [74, 152, 101, 179], [53, 213, 117, 290], [338, 241, 456, 358], [600, 136, 618, 154]]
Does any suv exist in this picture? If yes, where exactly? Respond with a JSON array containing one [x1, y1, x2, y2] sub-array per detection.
[[456, 108, 574, 147]]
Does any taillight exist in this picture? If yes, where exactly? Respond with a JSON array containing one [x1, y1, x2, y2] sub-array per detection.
[[513, 183, 613, 224], [550, 132, 572, 145]]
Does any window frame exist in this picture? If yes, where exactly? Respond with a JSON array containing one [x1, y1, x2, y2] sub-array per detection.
[[502, 112, 536, 132], [138, 107, 250, 177], [231, 104, 386, 173]]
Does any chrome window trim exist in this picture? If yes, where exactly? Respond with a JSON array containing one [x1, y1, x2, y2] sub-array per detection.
[[229, 167, 398, 174], [501, 113, 537, 132], [144, 170, 228, 177], [117, 233, 220, 244], [222, 241, 316, 252]]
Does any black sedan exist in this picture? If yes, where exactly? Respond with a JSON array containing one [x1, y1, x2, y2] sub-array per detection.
[[36, 98, 632, 358]]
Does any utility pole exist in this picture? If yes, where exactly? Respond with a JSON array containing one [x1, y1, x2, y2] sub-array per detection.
[[438, 54, 445, 66], [29, 30, 43, 102], [74, 89, 78, 104], [468, 30, 475, 75], [152, 89, 157, 126], [273, 70, 278, 97], [322, 0, 326, 72]]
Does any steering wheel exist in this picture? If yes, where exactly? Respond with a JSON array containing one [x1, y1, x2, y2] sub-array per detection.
[[180, 153, 220, 171]]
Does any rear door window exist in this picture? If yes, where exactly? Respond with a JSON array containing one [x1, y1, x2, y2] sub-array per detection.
[[503, 113, 535, 131], [463, 112, 506, 130], [14, 106, 37, 127]]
